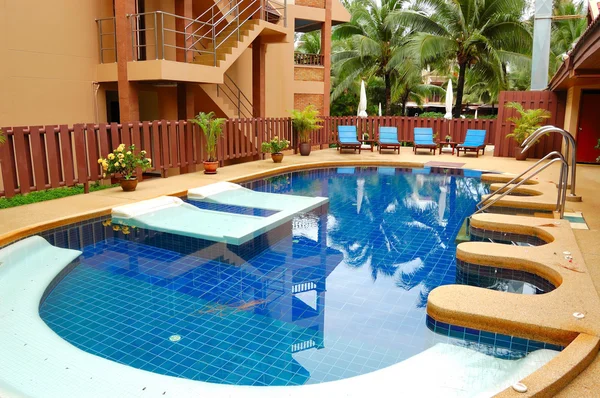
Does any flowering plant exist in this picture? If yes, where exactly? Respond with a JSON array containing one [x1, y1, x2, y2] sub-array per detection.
[[261, 136, 290, 154], [98, 144, 152, 180]]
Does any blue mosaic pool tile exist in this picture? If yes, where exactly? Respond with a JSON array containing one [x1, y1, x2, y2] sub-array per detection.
[[38, 167, 562, 387]]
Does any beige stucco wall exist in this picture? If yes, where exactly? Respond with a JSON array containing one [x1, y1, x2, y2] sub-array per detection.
[[0, 0, 113, 127]]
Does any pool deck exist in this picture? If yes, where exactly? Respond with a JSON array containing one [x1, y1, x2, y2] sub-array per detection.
[[1, 148, 599, 397]]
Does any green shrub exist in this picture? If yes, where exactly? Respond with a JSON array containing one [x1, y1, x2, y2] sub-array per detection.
[[418, 112, 445, 118]]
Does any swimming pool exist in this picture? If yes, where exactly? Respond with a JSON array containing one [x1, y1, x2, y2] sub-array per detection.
[[37, 166, 560, 388]]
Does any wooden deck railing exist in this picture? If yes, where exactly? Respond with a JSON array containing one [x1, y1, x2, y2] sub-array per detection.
[[0, 116, 497, 198], [294, 52, 325, 66]]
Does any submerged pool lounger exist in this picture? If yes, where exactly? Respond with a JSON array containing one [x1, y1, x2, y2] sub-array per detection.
[[111, 184, 328, 245]]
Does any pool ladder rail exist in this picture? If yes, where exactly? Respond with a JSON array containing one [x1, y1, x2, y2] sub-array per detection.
[[471, 125, 576, 220]]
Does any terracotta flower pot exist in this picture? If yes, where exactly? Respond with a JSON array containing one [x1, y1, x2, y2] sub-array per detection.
[[271, 153, 284, 163], [515, 146, 528, 161], [120, 178, 138, 192], [299, 142, 311, 156], [203, 161, 219, 174]]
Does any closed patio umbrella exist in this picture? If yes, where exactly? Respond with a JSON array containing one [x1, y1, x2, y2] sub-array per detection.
[[444, 80, 453, 120], [357, 80, 368, 117]]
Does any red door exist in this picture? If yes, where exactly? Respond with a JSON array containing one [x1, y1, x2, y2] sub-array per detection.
[[576, 91, 600, 163]]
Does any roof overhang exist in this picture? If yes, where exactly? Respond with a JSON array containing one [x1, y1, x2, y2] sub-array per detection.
[[549, 15, 600, 90]]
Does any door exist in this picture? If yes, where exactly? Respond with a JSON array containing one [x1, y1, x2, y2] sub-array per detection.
[[576, 91, 600, 163]]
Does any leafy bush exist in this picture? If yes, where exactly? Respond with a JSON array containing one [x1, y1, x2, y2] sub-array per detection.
[[418, 112, 445, 118], [464, 114, 498, 119], [505, 102, 551, 145], [290, 105, 323, 143], [98, 144, 152, 180], [189, 112, 226, 162], [261, 137, 290, 154]]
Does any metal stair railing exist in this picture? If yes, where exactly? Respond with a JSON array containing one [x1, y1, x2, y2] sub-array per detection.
[[521, 125, 577, 198], [217, 74, 254, 118], [473, 151, 569, 218], [185, 0, 288, 66]]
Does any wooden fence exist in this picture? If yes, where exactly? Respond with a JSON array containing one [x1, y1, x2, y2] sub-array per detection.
[[0, 115, 498, 198], [494, 91, 566, 158]]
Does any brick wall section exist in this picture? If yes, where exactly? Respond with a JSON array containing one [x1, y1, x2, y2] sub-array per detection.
[[294, 66, 325, 81], [294, 94, 324, 114], [295, 0, 325, 7]]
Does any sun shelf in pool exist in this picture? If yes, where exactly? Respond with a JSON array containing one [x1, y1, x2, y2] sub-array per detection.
[[111, 184, 328, 245]]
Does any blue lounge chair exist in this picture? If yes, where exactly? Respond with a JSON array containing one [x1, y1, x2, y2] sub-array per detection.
[[378, 127, 401, 154], [337, 126, 362, 153], [456, 129, 487, 157], [413, 127, 437, 154]]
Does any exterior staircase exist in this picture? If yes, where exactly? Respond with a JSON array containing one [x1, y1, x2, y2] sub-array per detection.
[[192, 20, 260, 67]]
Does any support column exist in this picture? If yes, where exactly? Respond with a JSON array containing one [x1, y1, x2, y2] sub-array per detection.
[[115, 0, 139, 122], [175, 0, 193, 63], [252, 37, 266, 118], [530, 0, 552, 90], [321, 0, 332, 116]]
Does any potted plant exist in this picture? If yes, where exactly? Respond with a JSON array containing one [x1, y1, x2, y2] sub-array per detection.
[[261, 136, 290, 163], [0, 129, 5, 145], [189, 111, 226, 174], [98, 144, 152, 191], [290, 105, 323, 156], [505, 102, 551, 161], [445, 134, 452, 143]]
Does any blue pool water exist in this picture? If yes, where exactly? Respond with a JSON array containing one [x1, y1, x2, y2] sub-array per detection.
[[39, 167, 557, 386]]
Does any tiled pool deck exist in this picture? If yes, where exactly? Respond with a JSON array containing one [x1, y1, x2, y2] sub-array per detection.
[[1, 148, 600, 396]]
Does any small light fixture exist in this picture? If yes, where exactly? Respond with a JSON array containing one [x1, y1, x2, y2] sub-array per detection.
[[573, 312, 585, 319], [512, 382, 528, 393], [169, 334, 182, 342]]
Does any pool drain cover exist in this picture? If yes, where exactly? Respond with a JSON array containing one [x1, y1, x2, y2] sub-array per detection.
[[169, 334, 182, 342]]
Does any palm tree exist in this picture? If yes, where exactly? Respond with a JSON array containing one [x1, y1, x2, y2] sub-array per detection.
[[389, 0, 531, 117], [331, 0, 409, 114], [296, 30, 321, 55], [549, 0, 587, 76]]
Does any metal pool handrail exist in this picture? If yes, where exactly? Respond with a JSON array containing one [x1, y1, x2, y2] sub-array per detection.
[[521, 125, 577, 198], [473, 151, 569, 218]]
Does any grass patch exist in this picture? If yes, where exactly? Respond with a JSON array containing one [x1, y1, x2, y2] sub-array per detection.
[[0, 182, 119, 209]]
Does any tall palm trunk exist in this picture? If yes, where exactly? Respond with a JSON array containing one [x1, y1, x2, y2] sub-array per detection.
[[384, 72, 392, 115], [454, 62, 467, 118]]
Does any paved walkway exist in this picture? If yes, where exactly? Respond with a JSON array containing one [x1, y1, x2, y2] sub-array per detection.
[[0, 148, 598, 396]]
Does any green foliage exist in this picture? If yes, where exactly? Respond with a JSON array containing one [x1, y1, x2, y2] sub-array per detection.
[[0, 183, 118, 209], [418, 111, 445, 118], [189, 112, 226, 162], [261, 137, 290, 154], [296, 31, 321, 54], [385, 0, 532, 117], [505, 102, 551, 145], [550, 0, 587, 77], [98, 144, 152, 180], [463, 114, 498, 119], [0, 129, 5, 145], [290, 105, 323, 143]]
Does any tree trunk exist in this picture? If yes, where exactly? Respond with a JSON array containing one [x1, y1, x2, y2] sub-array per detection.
[[384, 73, 391, 115], [454, 62, 467, 118]]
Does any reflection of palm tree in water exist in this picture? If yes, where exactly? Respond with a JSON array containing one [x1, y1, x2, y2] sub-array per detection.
[[327, 170, 487, 306]]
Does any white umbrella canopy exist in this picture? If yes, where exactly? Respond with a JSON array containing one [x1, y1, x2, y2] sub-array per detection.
[[444, 79, 453, 120], [357, 80, 368, 117], [378, 103, 382, 117]]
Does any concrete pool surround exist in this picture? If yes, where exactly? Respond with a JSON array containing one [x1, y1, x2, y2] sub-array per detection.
[[0, 154, 597, 397]]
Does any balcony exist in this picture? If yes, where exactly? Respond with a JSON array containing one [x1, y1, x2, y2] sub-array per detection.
[[293, 52, 324, 66], [95, 0, 288, 83]]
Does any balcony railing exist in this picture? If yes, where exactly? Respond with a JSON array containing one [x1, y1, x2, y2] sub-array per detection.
[[95, 0, 287, 65], [294, 52, 324, 66]]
